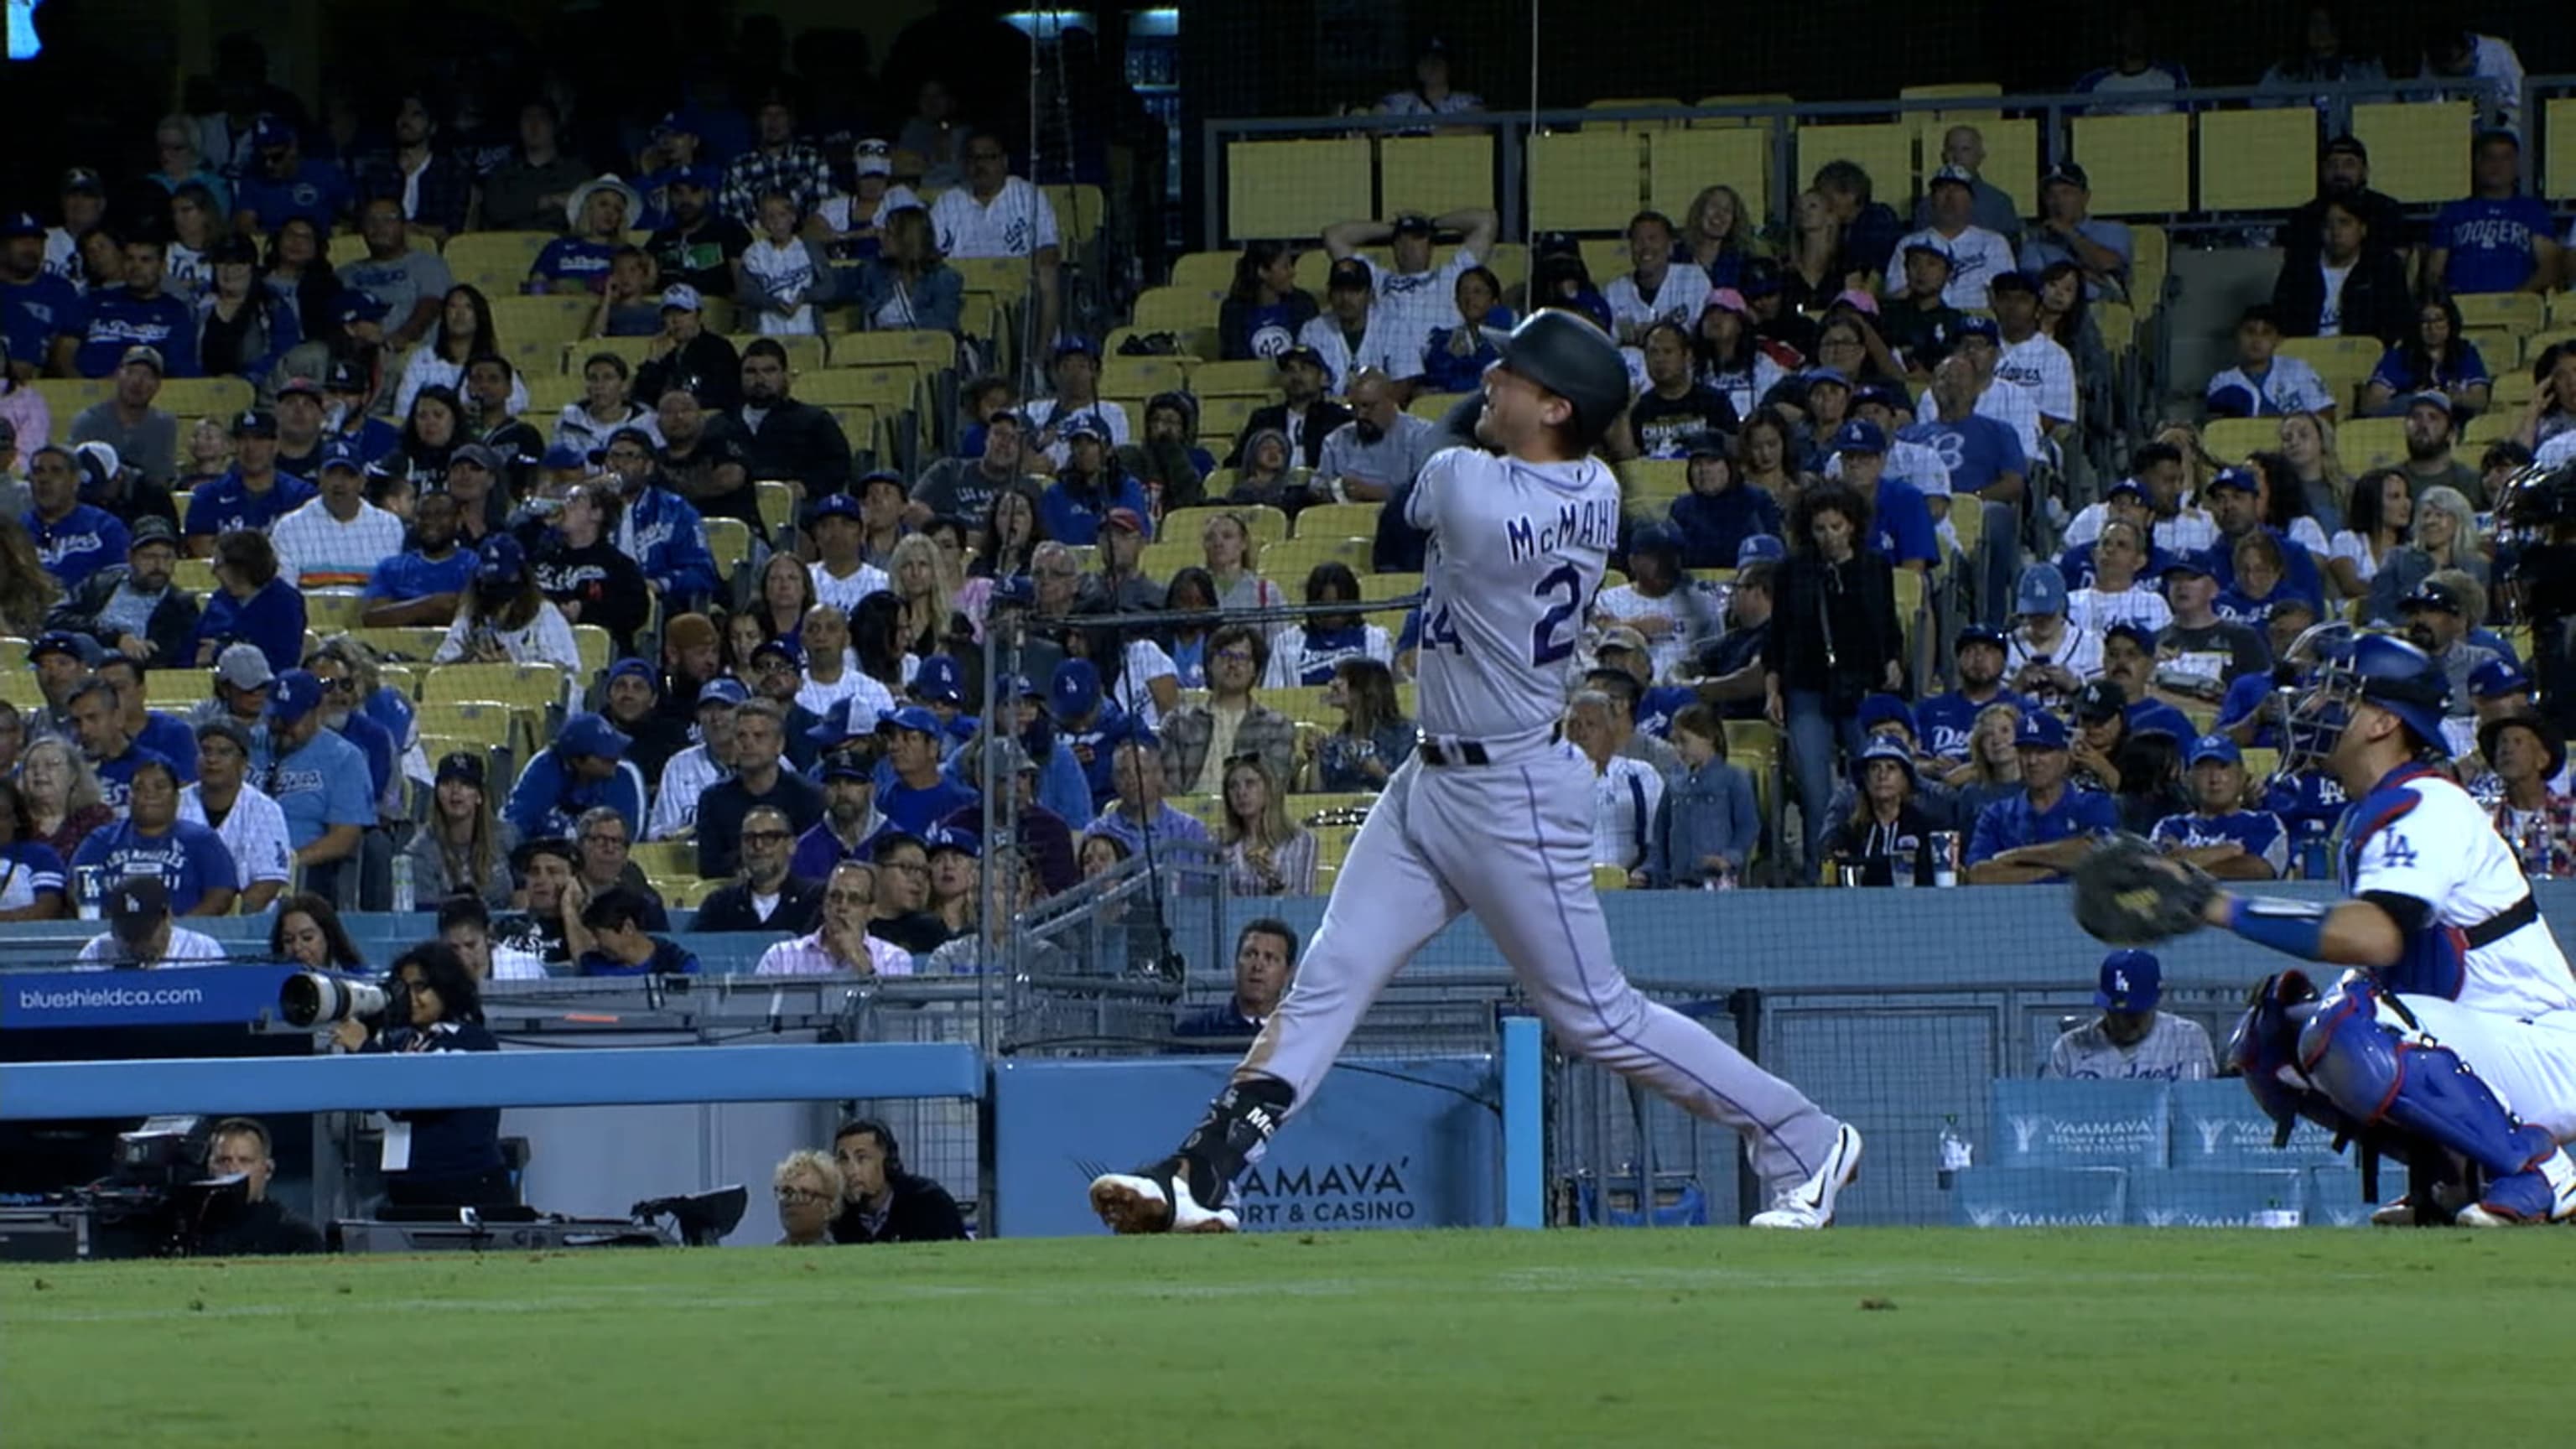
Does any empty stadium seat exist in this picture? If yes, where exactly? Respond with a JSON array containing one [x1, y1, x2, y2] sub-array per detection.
[[1648, 126, 1774, 226], [1293, 502, 1382, 540], [444, 231, 554, 294], [828, 329, 958, 376], [155, 377, 253, 418], [2196, 108, 2319, 213], [1187, 358, 1285, 397], [1260, 536, 1372, 584], [2199, 417, 2275, 462], [2350, 101, 2472, 204], [2337, 417, 2406, 470], [1168, 250, 1239, 296], [1381, 134, 1496, 217], [2070, 113, 2189, 216], [1530, 131, 1646, 233], [1102, 353, 1188, 398], [2454, 293, 2543, 335], [2277, 335, 2381, 413], [1226, 138, 1371, 243], [1796, 122, 1915, 209]]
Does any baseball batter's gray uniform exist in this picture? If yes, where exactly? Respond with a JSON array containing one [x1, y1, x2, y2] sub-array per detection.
[[1238, 439, 1848, 1200]]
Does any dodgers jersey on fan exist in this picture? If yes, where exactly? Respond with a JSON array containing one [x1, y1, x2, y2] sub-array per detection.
[[2150, 808, 2288, 875], [1409, 444, 1619, 745], [2342, 764, 2576, 1018]]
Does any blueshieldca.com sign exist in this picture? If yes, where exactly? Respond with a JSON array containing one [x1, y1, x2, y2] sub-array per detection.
[[990, 1055, 1500, 1237]]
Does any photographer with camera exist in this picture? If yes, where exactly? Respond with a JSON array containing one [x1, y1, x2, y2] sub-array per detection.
[[327, 942, 513, 1212], [195, 1118, 325, 1256]]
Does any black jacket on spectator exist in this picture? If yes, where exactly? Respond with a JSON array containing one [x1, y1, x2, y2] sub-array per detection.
[[193, 1197, 325, 1256], [689, 874, 824, 933], [647, 216, 754, 299], [47, 566, 202, 662], [2279, 188, 2409, 266], [870, 911, 953, 955], [939, 800, 1078, 896], [729, 397, 852, 496], [635, 333, 743, 411], [1761, 551, 1904, 707], [363, 1021, 507, 1202], [695, 771, 828, 878], [2270, 247, 2413, 348], [531, 534, 652, 657], [621, 712, 693, 790], [1228, 398, 1353, 470], [828, 1171, 969, 1244], [356, 151, 475, 237]]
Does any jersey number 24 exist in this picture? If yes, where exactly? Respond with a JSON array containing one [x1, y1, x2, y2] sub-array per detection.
[[1425, 564, 1583, 667]]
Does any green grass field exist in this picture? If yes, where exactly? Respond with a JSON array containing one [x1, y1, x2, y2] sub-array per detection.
[[6, 1228, 2571, 1446]]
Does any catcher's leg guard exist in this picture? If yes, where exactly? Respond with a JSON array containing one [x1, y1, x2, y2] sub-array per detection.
[[2298, 977, 2564, 1212]]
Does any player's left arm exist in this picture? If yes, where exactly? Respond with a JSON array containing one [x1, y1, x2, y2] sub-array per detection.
[[2197, 800, 2430, 966]]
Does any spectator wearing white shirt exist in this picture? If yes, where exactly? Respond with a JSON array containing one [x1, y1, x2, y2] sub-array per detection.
[[1565, 689, 1665, 880], [1590, 526, 1717, 683], [926, 133, 1060, 350], [2064, 444, 2218, 557], [2064, 519, 2173, 638], [431, 536, 581, 671], [2072, 8, 2192, 115], [805, 493, 893, 612], [2006, 564, 2102, 713], [2422, 28, 2526, 133], [1022, 339, 1130, 470], [1987, 272, 2077, 437], [269, 443, 404, 593], [1919, 317, 2044, 464], [74, 875, 226, 969], [1602, 210, 1713, 348], [175, 719, 292, 913], [2205, 304, 2336, 421], [551, 352, 661, 459], [1296, 259, 1399, 392], [1265, 562, 1395, 688], [813, 139, 922, 256], [755, 861, 917, 976], [1320, 206, 1498, 387], [647, 679, 745, 841], [1890, 169, 2016, 311]]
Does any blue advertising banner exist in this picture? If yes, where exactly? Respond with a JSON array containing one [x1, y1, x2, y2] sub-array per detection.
[[991, 1055, 1500, 1238], [0, 966, 299, 1031]]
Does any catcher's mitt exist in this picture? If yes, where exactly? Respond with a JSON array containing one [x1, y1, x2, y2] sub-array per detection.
[[2070, 834, 2216, 946]]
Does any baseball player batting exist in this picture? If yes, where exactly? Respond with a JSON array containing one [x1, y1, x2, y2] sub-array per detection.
[[2079, 634, 2576, 1225], [1088, 309, 1863, 1234]]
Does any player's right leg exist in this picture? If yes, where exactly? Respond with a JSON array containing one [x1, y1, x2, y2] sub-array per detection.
[[2303, 982, 2576, 1227], [1416, 750, 1859, 1228], [1090, 763, 1465, 1234]]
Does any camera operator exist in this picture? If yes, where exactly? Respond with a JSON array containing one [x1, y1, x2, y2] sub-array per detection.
[[195, 1118, 325, 1256], [827, 1118, 968, 1244], [73, 875, 228, 969], [2500, 462, 2576, 737], [330, 942, 514, 1211]]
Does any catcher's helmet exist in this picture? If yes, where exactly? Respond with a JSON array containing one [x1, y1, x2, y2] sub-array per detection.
[[1489, 308, 1630, 446], [2290, 631, 2453, 767]]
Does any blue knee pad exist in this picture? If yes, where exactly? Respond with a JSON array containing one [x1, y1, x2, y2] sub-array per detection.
[[2298, 976, 2552, 1180]]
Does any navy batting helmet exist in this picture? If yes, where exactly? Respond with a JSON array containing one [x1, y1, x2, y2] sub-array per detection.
[[1489, 308, 1630, 446]]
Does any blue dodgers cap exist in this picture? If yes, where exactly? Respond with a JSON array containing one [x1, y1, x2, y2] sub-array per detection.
[[2105, 476, 2148, 503], [317, 439, 366, 475], [2012, 562, 2067, 617], [333, 291, 390, 326], [2186, 732, 2242, 768], [877, 704, 944, 737], [1953, 314, 2000, 343], [1802, 366, 1852, 392], [2096, 948, 2162, 1011], [1857, 693, 1918, 739], [607, 657, 659, 689], [2159, 553, 2214, 581], [1052, 335, 1101, 361], [1957, 623, 2007, 652], [1848, 734, 1919, 789], [1852, 382, 1909, 413], [808, 491, 863, 526], [2013, 710, 2071, 750], [1049, 657, 1102, 718], [697, 678, 750, 709], [473, 534, 527, 589], [2205, 465, 2259, 496], [911, 654, 965, 704], [818, 751, 873, 783], [28, 629, 91, 663], [806, 695, 863, 745], [1830, 418, 1888, 456], [268, 669, 326, 724], [540, 443, 589, 471], [2470, 658, 2533, 699], [1, 210, 43, 240], [2102, 620, 2159, 654], [925, 826, 982, 859], [1735, 534, 1786, 566], [750, 636, 802, 669], [558, 712, 631, 760], [251, 113, 296, 148]]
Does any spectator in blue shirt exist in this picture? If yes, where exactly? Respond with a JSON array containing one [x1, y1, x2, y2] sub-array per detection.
[[23, 444, 129, 589], [574, 886, 700, 977], [0, 210, 80, 370], [1829, 418, 1936, 573], [2423, 131, 2558, 299], [70, 756, 236, 915], [184, 409, 314, 552], [228, 114, 354, 235], [1047, 657, 1145, 812], [503, 712, 649, 844], [875, 705, 978, 836], [2360, 298, 2491, 418], [532, 177, 641, 297], [1039, 419, 1151, 545], [2148, 733, 2288, 880], [359, 487, 475, 627], [1918, 625, 2026, 765], [190, 528, 307, 673], [65, 676, 176, 813], [1087, 737, 1212, 861], [91, 653, 199, 780], [254, 669, 373, 896], [595, 425, 720, 609], [60, 236, 200, 380], [1964, 710, 2119, 883]]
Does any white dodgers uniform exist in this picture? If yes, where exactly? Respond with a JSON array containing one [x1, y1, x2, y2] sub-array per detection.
[[1243, 438, 1843, 1197], [2345, 764, 2576, 1140]]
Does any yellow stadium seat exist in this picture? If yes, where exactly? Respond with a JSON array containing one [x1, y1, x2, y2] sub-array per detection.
[[1380, 134, 1495, 218], [828, 329, 957, 375], [630, 839, 699, 880], [348, 626, 449, 663], [1139, 538, 1200, 579], [2550, 98, 2576, 201], [171, 558, 219, 595], [2196, 108, 2322, 213], [2463, 330, 2523, 371], [1407, 390, 1472, 423], [1578, 237, 1631, 286], [705, 518, 752, 580], [1187, 359, 1284, 397], [2493, 371, 2538, 408], [724, 333, 825, 373], [2129, 224, 2168, 312], [1483, 242, 1529, 295], [2338, 418, 2407, 470], [32, 378, 110, 418], [2462, 412, 2517, 447], [1166, 502, 1286, 545], [0, 636, 23, 671], [2199, 417, 2277, 463], [2070, 113, 2189, 216], [798, 366, 916, 414], [1226, 138, 1372, 243], [571, 624, 613, 678], [325, 232, 372, 268], [754, 480, 797, 536], [1649, 127, 1773, 235], [420, 662, 567, 709], [413, 700, 517, 752], [1358, 570, 1424, 603], [1618, 459, 1690, 509], [1169, 251, 1239, 296], [1044, 184, 1106, 247], [1169, 792, 1227, 832], [1899, 81, 2002, 101], [144, 671, 212, 708], [490, 295, 595, 358], [153, 377, 252, 419], [1530, 130, 1645, 234], [1293, 502, 1382, 541], [1194, 392, 1264, 439], [675, 877, 730, 906], [2094, 300, 2137, 355], [304, 595, 366, 633], [2454, 293, 2543, 335], [443, 232, 554, 294], [1102, 353, 1188, 399], [1690, 94, 1794, 133], [1130, 286, 1223, 339], [1945, 484, 1984, 561], [2277, 335, 2381, 414], [523, 373, 584, 413], [1796, 123, 1915, 208], [2350, 101, 2473, 205], [1261, 536, 1372, 586]]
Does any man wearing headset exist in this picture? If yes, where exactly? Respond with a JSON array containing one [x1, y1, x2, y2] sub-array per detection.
[[827, 1118, 969, 1244]]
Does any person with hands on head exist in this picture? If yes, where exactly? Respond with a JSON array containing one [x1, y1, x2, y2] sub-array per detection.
[[502, 712, 647, 844], [1965, 710, 2121, 884]]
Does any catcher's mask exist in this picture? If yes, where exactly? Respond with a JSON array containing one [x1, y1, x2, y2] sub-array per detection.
[[2278, 630, 2453, 776]]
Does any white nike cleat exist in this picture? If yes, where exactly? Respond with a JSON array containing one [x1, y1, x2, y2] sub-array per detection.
[[1748, 1124, 1863, 1229], [2454, 1146, 2576, 1228], [1088, 1166, 1239, 1235]]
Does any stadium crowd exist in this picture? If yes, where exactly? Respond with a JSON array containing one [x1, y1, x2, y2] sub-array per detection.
[[2, 12, 2573, 999]]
